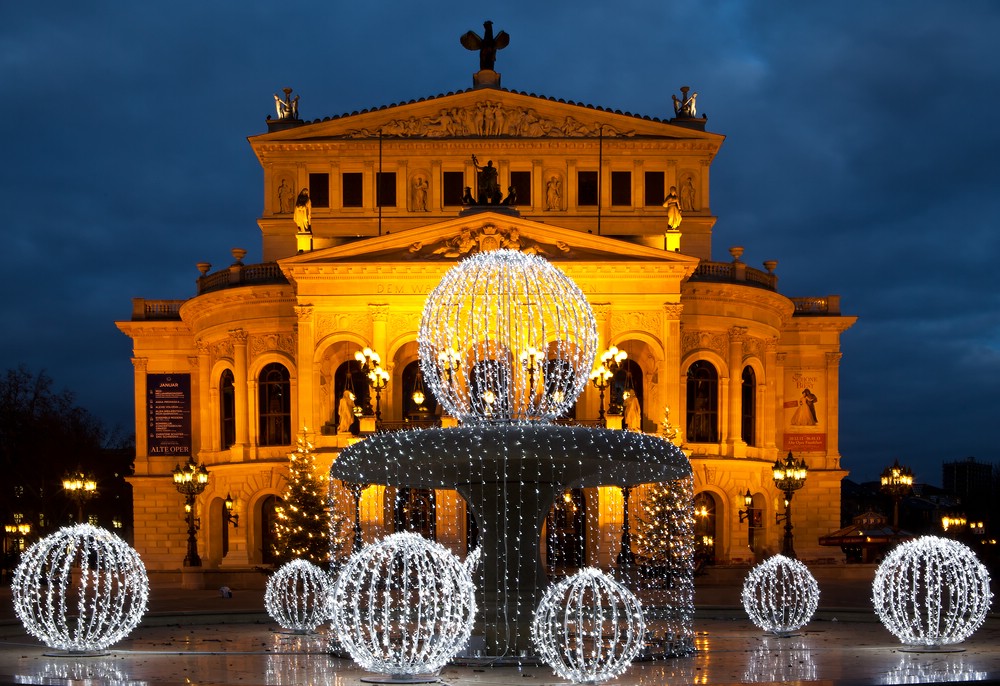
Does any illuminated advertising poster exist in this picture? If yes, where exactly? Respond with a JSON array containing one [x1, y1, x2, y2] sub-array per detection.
[[147, 373, 192, 457]]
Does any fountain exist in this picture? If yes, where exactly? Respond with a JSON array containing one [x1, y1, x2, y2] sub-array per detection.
[[331, 249, 692, 658]]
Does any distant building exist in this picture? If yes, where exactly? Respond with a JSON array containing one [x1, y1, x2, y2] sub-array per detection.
[[116, 30, 855, 578], [943, 456, 994, 520]]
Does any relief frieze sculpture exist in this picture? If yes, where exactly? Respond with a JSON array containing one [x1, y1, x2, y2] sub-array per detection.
[[408, 223, 570, 259], [250, 333, 296, 359], [344, 101, 635, 139]]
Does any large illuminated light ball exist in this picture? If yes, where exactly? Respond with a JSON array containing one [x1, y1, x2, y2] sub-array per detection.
[[419, 249, 597, 423], [741, 555, 819, 636], [264, 559, 333, 634], [872, 536, 992, 647], [532, 567, 646, 684], [11, 524, 149, 653], [330, 532, 476, 678]]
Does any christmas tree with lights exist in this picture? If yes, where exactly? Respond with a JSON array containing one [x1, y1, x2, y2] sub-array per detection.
[[272, 431, 331, 566], [634, 477, 694, 570]]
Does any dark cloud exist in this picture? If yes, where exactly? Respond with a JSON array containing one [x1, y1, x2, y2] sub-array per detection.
[[3, 1, 999, 485]]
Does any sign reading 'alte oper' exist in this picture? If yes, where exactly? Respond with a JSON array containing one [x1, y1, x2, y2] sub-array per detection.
[[146, 374, 192, 456]]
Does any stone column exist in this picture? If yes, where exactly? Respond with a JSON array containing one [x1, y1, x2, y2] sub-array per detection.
[[590, 303, 611, 420], [196, 341, 212, 455], [189, 354, 205, 457], [662, 303, 683, 432], [727, 326, 748, 457], [531, 159, 543, 211], [825, 352, 843, 469], [295, 305, 315, 433], [762, 338, 778, 452], [131, 357, 149, 475], [231, 329, 250, 459]]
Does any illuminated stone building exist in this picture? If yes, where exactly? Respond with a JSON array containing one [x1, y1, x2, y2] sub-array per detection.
[[118, 44, 855, 580]]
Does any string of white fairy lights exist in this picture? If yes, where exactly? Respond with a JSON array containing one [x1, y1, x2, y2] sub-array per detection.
[[872, 535, 991, 647], [329, 532, 476, 677], [741, 554, 819, 637], [11, 524, 148, 653], [264, 559, 333, 634]]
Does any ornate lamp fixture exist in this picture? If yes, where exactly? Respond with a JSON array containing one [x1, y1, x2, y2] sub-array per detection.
[[410, 369, 427, 409], [773, 451, 808, 559], [589, 366, 613, 421], [367, 365, 390, 424], [599, 346, 627, 414], [519, 346, 544, 397], [62, 472, 98, 522], [880, 459, 914, 529], [436, 348, 462, 387], [738, 489, 754, 524], [172, 457, 209, 567], [223, 493, 239, 528]]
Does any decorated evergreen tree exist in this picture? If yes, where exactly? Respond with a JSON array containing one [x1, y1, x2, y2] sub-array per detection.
[[634, 477, 694, 570], [272, 432, 330, 566]]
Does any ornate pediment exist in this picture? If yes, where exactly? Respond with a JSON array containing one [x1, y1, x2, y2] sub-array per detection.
[[406, 222, 570, 259], [342, 99, 635, 139]]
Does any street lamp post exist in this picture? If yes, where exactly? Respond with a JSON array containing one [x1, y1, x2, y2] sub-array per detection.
[[62, 472, 98, 523], [589, 366, 613, 422], [368, 365, 389, 425], [173, 457, 209, 567], [599, 345, 627, 414], [349, 482, 367, 552], [773, 451, 808, 559], [880, 459, 914, 529]]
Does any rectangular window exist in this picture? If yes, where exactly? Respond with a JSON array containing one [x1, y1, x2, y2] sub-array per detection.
[[308, 173, 329, 208], [577, 171, 598, 206], [611, 171, 631, 206], [342, 172, 363, 207], [377, 171, 396, 207], [644, 171, 665, 206], [510, 171, 531, 206], [443, 171, 465, 206]]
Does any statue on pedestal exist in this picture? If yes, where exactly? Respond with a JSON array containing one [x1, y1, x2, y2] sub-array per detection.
[[460, 20, 509, 71]]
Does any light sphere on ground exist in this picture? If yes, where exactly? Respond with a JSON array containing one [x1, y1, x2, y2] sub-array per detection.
[[741, 555, 819, 636], [532, 567, 646, 683], [872, 535, 992, 647], [264, 559, 333, 633], [418, 249, 597, 423], [330, 532, 476, 677], [11, 523, 149, 652]]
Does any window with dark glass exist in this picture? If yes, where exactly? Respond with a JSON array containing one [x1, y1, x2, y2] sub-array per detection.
[[443, 171, 465, 206], [342, 172, 363, 207], [258, 363, 291, 446], [376, 171, 396, 207], [577, 170, 598, 206], [510, 170, 531, 206], [686, 361, 719, 443], [220, 369, 236, 449], [644, 171, 665, 206], [611, 171, 631, 206], [308, 173, 329, 208], [742, 366, 757, 447]]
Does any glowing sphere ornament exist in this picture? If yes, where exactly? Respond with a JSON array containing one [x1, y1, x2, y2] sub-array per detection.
[[532, 567, 646, 684], [741, 555, 819, 636], [264, 559, 333, 634], [11, 524, 149, 654], [418, 249, 597, 423], [872, 535, 992, 647], [330, 532, 476, 679]]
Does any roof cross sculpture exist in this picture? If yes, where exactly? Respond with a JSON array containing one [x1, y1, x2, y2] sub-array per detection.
[[460, 20, 509, 71]]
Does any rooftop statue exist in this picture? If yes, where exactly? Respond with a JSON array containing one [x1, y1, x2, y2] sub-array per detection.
[[672, 85, 698, 118], [460, 20, 509, 71]]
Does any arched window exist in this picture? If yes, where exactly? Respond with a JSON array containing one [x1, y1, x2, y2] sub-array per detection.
[[393, 488, 436, 539], [220, 369, 236, 449], [686, 361, 718, 443], [742, 366, 757, 447], [402, 360, 438, 420], [546, 489, 586, 572], [258, 363, 291, 446]]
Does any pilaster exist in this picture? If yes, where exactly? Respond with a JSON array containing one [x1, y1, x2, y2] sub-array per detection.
[[132, 357, 149, 474], [230, 328, 250, 459], [825, 352, 843, 469], [295, 305, 315, 432], [727, 326, 748, 456]]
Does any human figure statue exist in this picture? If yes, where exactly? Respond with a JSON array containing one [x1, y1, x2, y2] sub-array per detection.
[[462, 187, 475, 205], [274, 94, 290, 119], [413, 177, 429, 211], [680, 175, 697, 212], [277, 179, 292, 214], [460, 20, 510, 71], [293, 188, 312, 233], [471, 155, 501, 204], [623, 391, 642, 432], [545, 176, 561, 210], [501, 185, 517, 206], [337, 391, 356, 434], [290, 94, 299, 120], [673, 86, 698, 118], [663, 185, 682, 229]]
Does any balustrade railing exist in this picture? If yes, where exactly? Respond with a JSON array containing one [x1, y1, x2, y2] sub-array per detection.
[[689, 261, 777, 290], [197, 262, 288, 295]]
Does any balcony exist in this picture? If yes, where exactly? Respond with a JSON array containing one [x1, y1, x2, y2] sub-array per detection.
[[687, 261, 777, 291], [197, 262, 289, 295]]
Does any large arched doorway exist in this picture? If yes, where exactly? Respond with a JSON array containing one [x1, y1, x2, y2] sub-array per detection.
[[545, 488, 586, 573], [401, 360, 438, 420], [258, 495, 282, 565], [334, 360, 369, 433], [393, 488, 436, 540]]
